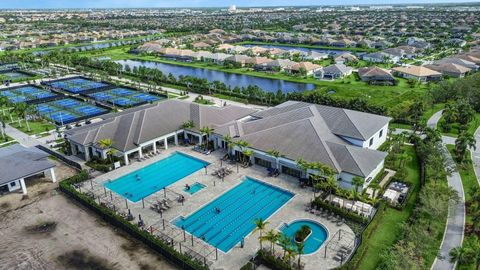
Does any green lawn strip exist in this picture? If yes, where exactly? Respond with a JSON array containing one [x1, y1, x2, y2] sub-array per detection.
[[352, 146, 421, 270], [10, 119, 55, 135], [80, 47, 428, 109], [439, 113, 480, 138], [446, 146, 479, 270], [446, 146, 479, 218], [0, 140, 18, 148], [390, 122, 413, 130], [421, 103, 445, 125], [234, 41, 378, 53]]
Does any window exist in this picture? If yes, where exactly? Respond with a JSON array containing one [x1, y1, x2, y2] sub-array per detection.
[[369, 138, 374, 146], [254, 157, 272, 168], [281, 166, 302, 178], [379, 129, 383, 138], [10, 182, 16, 187]]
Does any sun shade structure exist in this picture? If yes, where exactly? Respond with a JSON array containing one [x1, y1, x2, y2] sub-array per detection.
[[0, 144, 56, 194]]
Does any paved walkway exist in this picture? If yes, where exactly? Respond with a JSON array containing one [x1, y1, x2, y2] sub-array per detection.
[[4, 124, 41, 148], [427, 111, 465, 270], [432, 143, 465, 270], [427, 109, 444, 129]]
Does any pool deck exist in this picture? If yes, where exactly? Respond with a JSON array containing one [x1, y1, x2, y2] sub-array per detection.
[[87, 146, 355, 270]]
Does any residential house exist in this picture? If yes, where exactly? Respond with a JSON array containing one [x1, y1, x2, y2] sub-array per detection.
[[391, 66, 442, 82], [224, 55, 251, 67], [286, 62, 322, 76], [314, 63, 353, 80], [434, 57, 479, 71], [362, 52, 400, 64], [262, 59, 296, 72], [303, 51, 329, 61], [424, 63, 472, 78], [334, 52, 358, 64], [358, 66, 396, 85]]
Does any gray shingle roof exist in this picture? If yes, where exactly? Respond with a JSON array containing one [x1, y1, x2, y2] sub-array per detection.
[[0, 144, 55, 185], [217, 101, 390, 176], [65, 100, 255, 152]]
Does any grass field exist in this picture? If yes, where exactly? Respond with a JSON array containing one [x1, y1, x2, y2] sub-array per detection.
[[446, 146, 479, 270], [350, 145, 422, 269], [77, 47, 430, 112], [439, 113, 480, 138]]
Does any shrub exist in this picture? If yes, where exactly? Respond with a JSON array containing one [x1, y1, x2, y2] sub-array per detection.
[[59, 173, 209, 270], [312, 199, 369, 224], [256, 249, 294, 270], [294, 225, 311, 242]]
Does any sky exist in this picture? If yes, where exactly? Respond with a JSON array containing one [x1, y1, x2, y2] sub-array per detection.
[[0, 0, 478, 9]]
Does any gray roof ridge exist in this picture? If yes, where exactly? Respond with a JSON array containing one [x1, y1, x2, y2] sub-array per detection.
[[341, 109, 367, 140], [123, 112, 138, 151], [134, 108, 148, 145], [343, 144, 365, 176], [307, 106, 341, 172]]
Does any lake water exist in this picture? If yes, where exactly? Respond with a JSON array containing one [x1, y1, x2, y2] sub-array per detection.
[[242, 44, 351, 55], [115, 59, 316, 93]]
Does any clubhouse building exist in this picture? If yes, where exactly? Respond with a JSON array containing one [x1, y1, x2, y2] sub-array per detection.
[[65, 100, 390, 190]]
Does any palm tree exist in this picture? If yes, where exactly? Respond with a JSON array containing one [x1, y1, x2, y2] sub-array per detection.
[[235, 140, 250, 163], [98, 138, 115, 162], [0, 96, 8, 140], [14, 103, 33, 131], [352, 176, 365, 193], [277, 233, 291, 259], [296, 241, 305, 269], [223, 134, 233, 158], [455, 131, 476, 163], [266, 149, 283, 169], [369, 182, 381, 198], [316, 176, 338, 197], [181, 120, 194, 129], [242, 149, 253, 166], [296, 158, 311, 178], [199, 126, 212, 148], [261, 229, 279, 253], [253, 218, 269, 250], [470, 202, 480, 233]]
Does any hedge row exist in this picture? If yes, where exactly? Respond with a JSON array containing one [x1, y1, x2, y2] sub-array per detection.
[[256, 249, 295, 270], [312, 199, 369, 225], [59, 171, 209, 270]]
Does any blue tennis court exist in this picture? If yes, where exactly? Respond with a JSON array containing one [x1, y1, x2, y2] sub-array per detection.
[[174, 177, 294, 252], [45, 77, 109, 93], [0, 86, 57, 103], [36, 98, 108, 125], [1, 71, 32, 80], [87, 87, 162, 107]]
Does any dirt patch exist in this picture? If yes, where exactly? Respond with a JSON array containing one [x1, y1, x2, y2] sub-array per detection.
[[57, 249, 115, 270], [24, 221, 57, 234], [0, 161, 176, 270]]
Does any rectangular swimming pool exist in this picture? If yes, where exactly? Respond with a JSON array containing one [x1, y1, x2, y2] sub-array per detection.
[[174, 177, 294, 252], [184, 182, 206, 195], [105, 152, 209, 202]]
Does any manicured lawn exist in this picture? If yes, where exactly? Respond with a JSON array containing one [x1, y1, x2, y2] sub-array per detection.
[[78, 47, 429, 113], [446, 146, 479, 270], [10, 119, 55, 135], [351, 146, 421, 270], [439, 113, 480, 138], [447, 146, 479, 216]]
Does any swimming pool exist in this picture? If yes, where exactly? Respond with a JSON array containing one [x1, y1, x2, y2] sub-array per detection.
[[280, 220, 328, 254], [105, 152, 209, 202], [174, 177, 294, 252], [184, 182, 206, 195]]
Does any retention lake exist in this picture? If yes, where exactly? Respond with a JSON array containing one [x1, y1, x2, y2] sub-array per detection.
[[115, 59, 316, 93]]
